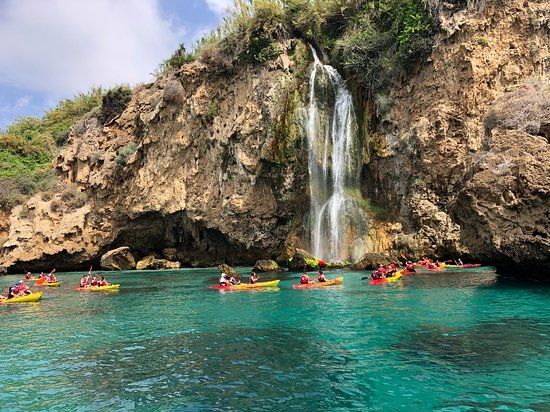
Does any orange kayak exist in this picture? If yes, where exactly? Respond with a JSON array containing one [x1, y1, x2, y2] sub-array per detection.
[[293, 276, 343, 289]]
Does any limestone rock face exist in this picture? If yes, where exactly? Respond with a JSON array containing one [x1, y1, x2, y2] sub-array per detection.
[[100, 246, 136, 271], [363, 0, 550, 277], [0, 43, 308, 272], [451, 130, 550, 277], [253, 260, 281, 272], [136, 255, 180, 270]]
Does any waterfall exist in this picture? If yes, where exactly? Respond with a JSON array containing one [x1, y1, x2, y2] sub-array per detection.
[[306, 46, 367, 261]]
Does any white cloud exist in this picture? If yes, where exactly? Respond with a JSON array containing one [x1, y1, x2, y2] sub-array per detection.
[[204, 0, 233, 14], [0, 0, 186, 96], [14, 95, 32, 109]]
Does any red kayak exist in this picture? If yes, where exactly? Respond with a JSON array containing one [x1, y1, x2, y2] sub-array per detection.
[[400, 269, 416, 276], [292, 277, 343, 289], [426, 266, 445, 271], [369, 273, 403, 285]]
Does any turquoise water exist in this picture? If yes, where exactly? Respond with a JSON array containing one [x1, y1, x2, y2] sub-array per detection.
[[1, 267, 549, 411]]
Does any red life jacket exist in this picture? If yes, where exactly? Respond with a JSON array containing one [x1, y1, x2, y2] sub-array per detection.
[[300, 274, 309, 284], [100, 280, 108, 286], [406, 264, 414, 271]]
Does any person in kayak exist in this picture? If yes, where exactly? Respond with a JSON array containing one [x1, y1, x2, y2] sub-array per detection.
[[456, 258, 464, 266], [317, 270, 327, 282], [14, 281, 31, 296], [249, 272, 259, 284], [79, 274, 90, 288], [229, 275, 240, 285], [47, 272, 57, 283], [300, 273, 310, 284], [6, 287, 16, 299], [99, 276, 109, 287], [25, 271, 33, 280], [405, 261, 416, 273], [219, 273, 230, 286]]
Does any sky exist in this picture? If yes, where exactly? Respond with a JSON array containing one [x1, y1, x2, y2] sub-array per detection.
[[0, 0, 233, 130]]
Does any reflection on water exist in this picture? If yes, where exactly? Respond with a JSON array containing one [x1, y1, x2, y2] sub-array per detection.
[[397, 318, 550, 372], [61, 328, 372, 410]]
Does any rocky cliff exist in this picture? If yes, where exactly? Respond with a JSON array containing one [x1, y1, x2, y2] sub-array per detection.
[[0, 0, 548, 278]]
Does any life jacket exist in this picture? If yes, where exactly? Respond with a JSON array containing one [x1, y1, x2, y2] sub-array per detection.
[[378, 267, 387, 274], [25, 274, 32, 279], [48, 275, 57, 282], [317, 274, 325, 282], [406, 264, 414, 271], [100, 280, 108, 286], [80, 278, 88, 287], [91, 279, 98, 286], [300, 274, 309, 284]]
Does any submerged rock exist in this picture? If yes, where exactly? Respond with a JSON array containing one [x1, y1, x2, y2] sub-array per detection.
[[136, 255, 180, 270], [253, 260, 281, 272], [100, 246, 136, 271], [218, 263, 238, 277]]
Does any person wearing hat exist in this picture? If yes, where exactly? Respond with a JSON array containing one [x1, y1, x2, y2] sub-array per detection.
[[14, 280, 31, 296]]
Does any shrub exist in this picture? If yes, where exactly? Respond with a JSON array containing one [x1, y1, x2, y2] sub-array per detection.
[[156, 43, 195, 76], [484, 77, 550, 137], [100, 86, 132, 124], [335, 0, 437, 96], [116, 143, 138, 166]]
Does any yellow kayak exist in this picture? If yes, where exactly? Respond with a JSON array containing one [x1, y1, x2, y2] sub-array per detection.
[[43, 282, 61, 287], [210, 280, 280, 290], [79, 284, 120, 291], [1, 292, 43, 303]]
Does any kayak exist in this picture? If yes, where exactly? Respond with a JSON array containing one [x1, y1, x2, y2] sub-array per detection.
[[446, 264, 481, 268], [210, 280, 280, 290], [399, 269, 416, 276], [78, 284, 120, 292], [426, 266, 445, 271], [42, 282, 61, 287], [369, 273, 403, 285], [1, 292, 43, 303], [292, 277, 343, 289]]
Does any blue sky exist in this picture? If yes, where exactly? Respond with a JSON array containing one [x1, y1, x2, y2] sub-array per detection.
[[0, 0, 232, 130]]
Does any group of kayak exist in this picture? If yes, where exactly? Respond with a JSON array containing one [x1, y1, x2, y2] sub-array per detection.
[[0, 269, 120, 304], [367, 257, 480, 285], [211, 270, 343, 290]]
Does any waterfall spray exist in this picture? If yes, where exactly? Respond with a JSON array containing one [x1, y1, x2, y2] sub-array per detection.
[[306, 46, 367, 261]]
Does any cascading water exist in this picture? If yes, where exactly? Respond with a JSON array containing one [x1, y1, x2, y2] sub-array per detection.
[[306, 46, 368, 261]]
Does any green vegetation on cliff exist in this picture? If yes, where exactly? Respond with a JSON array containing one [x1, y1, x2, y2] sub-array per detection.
[[0, 86, 132, 209]]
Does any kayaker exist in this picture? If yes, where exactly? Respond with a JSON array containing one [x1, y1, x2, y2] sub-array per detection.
[[6, 287, 16, 299], [229, 275, 240, 285], [25, 271, 33, 280], [406, 261, 416, 272], [14, 281, 31, 296], [219, 273, 230, 286], [79, 274, 90, 288], [317, 270, 327, 282], [456, 258, 464, 265], [249, 272, 259, 284], [300, 273, 310, 284], [99, 276, 109, 287], [48, 272, 57, 283]]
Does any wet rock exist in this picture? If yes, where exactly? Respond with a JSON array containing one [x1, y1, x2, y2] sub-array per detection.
[[0, 266, 6, 275], [100, 246, 136, 270], [162, 248, 179, 261], [218, 263, 238, 277], [352, 253, 392, 270], [253, 260, 281, 272], [136, 255, 180, 270], [288, 248, 318, 271]]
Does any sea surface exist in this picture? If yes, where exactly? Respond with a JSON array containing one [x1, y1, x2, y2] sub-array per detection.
[[0, 267, 549, 411]]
